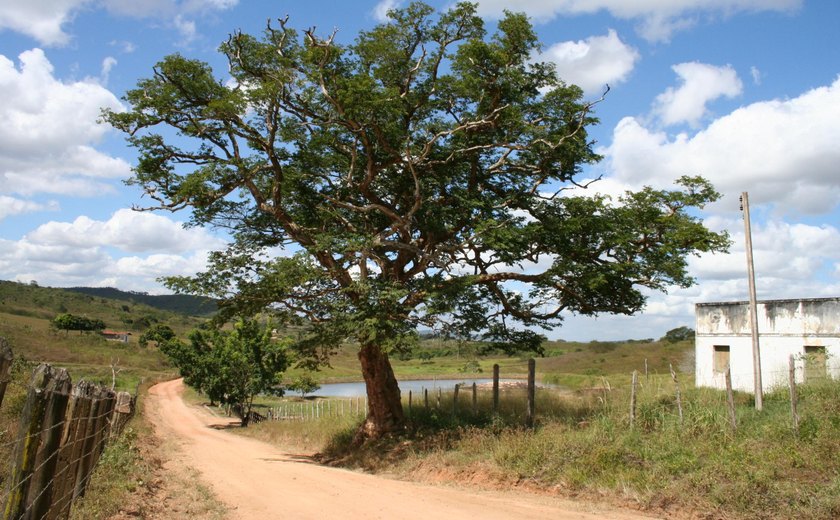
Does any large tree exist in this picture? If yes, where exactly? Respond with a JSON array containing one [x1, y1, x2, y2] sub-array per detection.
[[105, 2, 728, 439]]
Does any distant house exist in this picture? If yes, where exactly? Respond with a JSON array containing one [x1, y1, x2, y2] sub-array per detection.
[[695, 297, 840, 393], [101, 330, 132, 343]]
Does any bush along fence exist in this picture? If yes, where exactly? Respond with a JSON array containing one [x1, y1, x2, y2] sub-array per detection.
[[0, 343, 135, 520]]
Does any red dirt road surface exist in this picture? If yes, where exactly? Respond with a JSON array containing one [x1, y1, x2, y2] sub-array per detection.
[[146, 378, 659, 520]]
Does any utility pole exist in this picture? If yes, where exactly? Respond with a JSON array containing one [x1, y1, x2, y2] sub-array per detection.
[[740, 192, 763, 411]]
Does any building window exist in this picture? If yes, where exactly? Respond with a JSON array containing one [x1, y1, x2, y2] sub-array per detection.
[[804, 345, 827, 381], [713, 345, 730, 374]]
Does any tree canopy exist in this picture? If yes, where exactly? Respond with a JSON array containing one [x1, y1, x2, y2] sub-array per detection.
[[662, 326, 695, 343], [52, 313, 106, 334], [105, 2, 729, 438], [138, 323, 176, 348]]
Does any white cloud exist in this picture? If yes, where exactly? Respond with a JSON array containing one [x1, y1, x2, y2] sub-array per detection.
[[0, 49, 129, 198], [100, 56, 117, 84], [474, 0, 801, 42], [604, 76, 840, 215], [0, 196, 59, 221], [26, 209, 227, 254], [109, 39, 136, 53], [653, 62, 742, 127], [750, 66, 762, 85], [0, 210, 228, 293], [0, 1, 237, 46], [536, 30, 639, 94], [173, 15, 197, 43], [0, 0, 93, 46], [372, 0, 400, 22]]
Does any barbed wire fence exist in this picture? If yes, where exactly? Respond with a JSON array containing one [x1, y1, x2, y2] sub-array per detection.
[[0, 340, 135, 520]]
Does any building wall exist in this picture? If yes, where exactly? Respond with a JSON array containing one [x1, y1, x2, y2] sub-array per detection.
[[695, 298, 840, 392]]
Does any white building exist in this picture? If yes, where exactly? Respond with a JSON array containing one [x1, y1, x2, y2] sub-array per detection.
[[695, 297, 840, 393]]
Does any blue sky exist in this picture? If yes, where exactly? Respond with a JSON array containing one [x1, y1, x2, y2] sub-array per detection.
[[0, 0, 838, 341]]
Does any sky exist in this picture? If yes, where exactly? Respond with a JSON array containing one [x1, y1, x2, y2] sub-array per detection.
[[0, 0, 838, 342]]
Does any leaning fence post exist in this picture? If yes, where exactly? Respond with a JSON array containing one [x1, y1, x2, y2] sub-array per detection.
[[526, 359, 536, 427], [789, 355, 799, 439], [669, 364, 683, 426], [3, 365, 60, 519], [24, 367, 72, 520], [492, 364, 500, 415], [725, 368, 737, 432], [0, 337, 12, 409], [50, 380, 95, 519], [74, 385, 106, 500], [629, 370, 638, 429]]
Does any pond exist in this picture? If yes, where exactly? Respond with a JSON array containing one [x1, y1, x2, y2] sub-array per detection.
[[287, 377, 524, 397]]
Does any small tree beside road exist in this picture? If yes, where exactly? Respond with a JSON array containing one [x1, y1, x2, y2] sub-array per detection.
[[161, 319, 289, 426]]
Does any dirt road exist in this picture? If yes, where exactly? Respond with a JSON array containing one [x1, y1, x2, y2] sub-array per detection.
[[146, 379, 657, 520]]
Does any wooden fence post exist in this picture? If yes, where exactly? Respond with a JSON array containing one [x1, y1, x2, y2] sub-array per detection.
[[23, 367, 72, 520], [526, 359, 536, 427], [3, 364, 61, 520], [725, 368, 737, 432], [629, 370, 638, 429], [471, 382, 477, 415], [74, 385, 108, 500], [789, 355, 799, 439], [453, 384, 459, 416], [492, 364, 500, 415], [0, 337, 11, 409], [50, 380, 95, 520], [424, 388, 428, 410], [669, 364, 683, 426], [408, 391, 412, 415], [110, 391, 134, 439]]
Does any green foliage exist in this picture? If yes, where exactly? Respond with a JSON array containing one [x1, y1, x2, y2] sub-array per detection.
[[105, 2, 729, 433], [662, 326, 695, 343], [161, 319, 289, 425], [52, 313, 106, 334], [286, 373, 321, 398], [138, 324, 176, 348]]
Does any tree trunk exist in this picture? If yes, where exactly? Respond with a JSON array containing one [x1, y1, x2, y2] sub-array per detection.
[[357, 342, 404, 441]]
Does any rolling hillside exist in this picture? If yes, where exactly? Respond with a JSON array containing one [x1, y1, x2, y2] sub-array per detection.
[[66, 286, 216, 316]]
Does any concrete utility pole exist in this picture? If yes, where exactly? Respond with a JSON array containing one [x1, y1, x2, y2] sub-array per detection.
[[740, 192, 763, 411]]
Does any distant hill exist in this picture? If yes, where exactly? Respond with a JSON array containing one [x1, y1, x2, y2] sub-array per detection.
[[66, 286, 217, 316]]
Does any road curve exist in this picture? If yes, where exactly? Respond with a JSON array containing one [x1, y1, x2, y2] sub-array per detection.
[[146, 378, 657, 520]]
